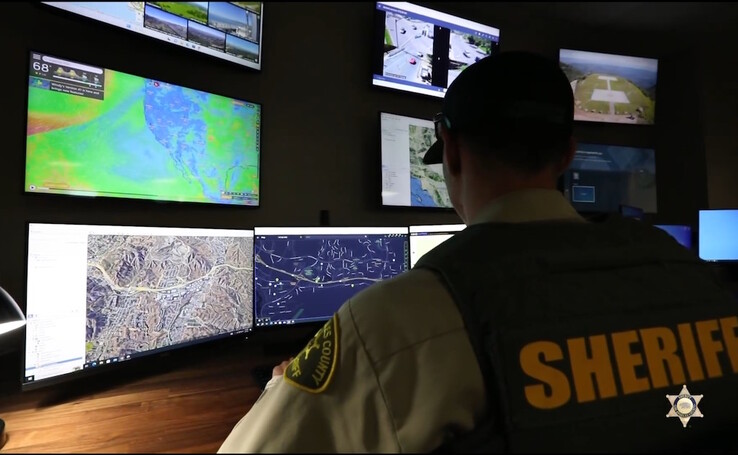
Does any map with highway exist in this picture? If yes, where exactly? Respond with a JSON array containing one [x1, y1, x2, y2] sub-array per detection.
[[254, 234, 407, 325], [85, 234, 253, 361]]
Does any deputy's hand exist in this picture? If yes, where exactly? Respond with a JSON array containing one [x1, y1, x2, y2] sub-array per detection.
[[272, 358, 293, 378]]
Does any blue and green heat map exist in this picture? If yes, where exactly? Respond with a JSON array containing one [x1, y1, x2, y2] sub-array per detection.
[[26, 67, 260, 205]]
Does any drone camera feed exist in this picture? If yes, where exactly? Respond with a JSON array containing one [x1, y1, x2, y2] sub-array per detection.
[[560, 49, 658, 125]]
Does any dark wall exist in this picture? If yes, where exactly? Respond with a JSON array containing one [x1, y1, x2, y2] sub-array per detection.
[[693, 26, 738, 209], [0, 1, 733, 309]]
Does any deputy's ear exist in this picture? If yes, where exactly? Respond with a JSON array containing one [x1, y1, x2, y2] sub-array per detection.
[[442, 128, 461, 175], [558, 136, 576, 173]]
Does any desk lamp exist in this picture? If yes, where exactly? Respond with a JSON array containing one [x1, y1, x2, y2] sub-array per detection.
[[0, 286, 26, 449]]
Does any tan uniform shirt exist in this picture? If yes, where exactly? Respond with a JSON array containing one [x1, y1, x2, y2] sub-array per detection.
[[218, 189, 585, 453]]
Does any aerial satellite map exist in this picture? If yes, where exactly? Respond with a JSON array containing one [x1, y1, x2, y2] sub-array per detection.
[[85, 234, 253, 361]]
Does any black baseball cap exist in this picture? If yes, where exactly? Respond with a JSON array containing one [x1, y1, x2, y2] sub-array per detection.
[[423, 51, 574, 165]]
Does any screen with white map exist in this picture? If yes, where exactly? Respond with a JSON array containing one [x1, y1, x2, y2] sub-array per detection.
[[380, 112, 452, 209], [23, 223, 254, 389], [254, 227, 409, 326]]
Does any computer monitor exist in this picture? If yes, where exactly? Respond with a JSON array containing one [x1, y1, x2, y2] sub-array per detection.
[[698, 210, 738, 262], [43, 2, 263, 70], [380, 112, 452, 209], [409, 224, 465, 268], [559, 48, 658, 125], [619, 204, 644, 220], [23, 222, 254, 390], [253, 227, 409, 326], [562, 143, 657, 214], [26, 50, 261, 206], [371, 1, 500, 98], [654, 224, 692, 250]]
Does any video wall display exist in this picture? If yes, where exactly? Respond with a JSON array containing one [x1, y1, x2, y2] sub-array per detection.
[[25, 51, 261, 206], [380, 112, 452, 209], [372, 1, 500, 98], [559, 49, 658, 125], [43, 2, 263, 70], [562, 143, 657, 214], [23, 223, 254, 389]]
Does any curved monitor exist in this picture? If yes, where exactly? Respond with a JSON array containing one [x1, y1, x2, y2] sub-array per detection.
[[23, 222, 254, 390], [253, 227, 409, 326], [43, 2, 263, 70], [25, 51, 261, 206]]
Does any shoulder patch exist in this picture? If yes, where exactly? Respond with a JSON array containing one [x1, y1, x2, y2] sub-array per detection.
[[284, 315, 339, 393]]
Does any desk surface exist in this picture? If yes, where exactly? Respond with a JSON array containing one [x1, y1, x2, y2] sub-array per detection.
[[0, 340, 287, 453]]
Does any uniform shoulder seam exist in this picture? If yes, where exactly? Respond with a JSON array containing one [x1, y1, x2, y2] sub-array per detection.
[[348, 299, 404, 452]]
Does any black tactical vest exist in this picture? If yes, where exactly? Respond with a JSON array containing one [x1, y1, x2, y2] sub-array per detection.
[[416, 216, 738, 453]]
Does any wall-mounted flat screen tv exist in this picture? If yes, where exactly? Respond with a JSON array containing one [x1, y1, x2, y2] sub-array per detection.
[[43, 2, 263, 70], [25, 51, 261, 206], [562, 143, 657, 214], [559, 48, 658, 125], [380, 112, 452, 209], [23, 222, 254, 390], [372, 1, 500, 98]]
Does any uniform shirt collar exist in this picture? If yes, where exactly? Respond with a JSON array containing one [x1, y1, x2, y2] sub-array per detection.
[[469, 188, 587, 225]]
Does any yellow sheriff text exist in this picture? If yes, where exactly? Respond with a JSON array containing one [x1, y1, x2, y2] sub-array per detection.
[[520, 316, 738, 409]]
